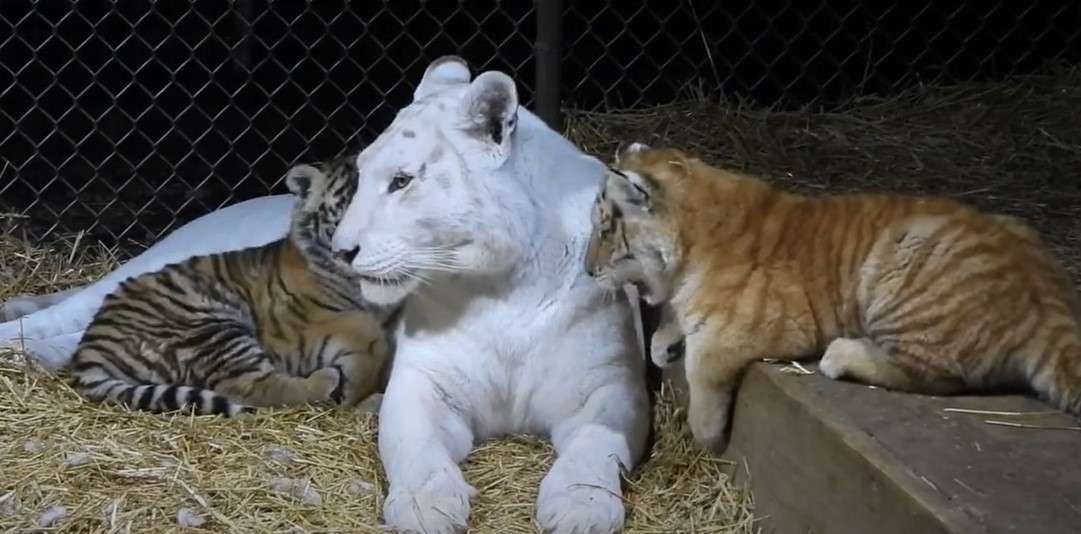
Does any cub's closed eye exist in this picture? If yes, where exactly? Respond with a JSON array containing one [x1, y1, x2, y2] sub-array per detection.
[[388, 173, 414, 193]]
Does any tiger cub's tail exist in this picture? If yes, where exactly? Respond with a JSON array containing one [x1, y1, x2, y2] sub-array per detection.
[[72, 374, 253, 417]]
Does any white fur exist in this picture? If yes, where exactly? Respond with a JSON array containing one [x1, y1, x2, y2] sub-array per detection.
[[331, 57, 648, 533], [0, 195, 294, 369]]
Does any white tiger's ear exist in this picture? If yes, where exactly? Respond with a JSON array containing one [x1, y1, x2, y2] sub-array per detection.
[[458, 70, 519, 168], [414, 55, 471, 100], [286, 164, 324, 203]]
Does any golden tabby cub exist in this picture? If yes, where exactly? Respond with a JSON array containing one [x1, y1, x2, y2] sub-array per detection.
[[72, 156, 390, 417], [585, 143, 1081, 453]]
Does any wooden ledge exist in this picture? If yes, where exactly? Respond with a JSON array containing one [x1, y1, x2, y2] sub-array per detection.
[[664, 362, 1081, 534]]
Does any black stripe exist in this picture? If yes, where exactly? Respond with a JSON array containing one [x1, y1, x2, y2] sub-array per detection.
[[314, 336, 330, 369], [156, 289, 207, 316], [106, 301, 161, 319], [211, 256, 231, 288], [274, 269, 300, 301], [288, 336, 306, 374], [285, 299, 308, 320], [77, 377, 110, 390], [160, 385, 180, 412], [174, 326, 227, 352], [201, 354, 241, 384], [186, 388, 201, 407], [250, 369, 277, 386], [267, 312, 287, 340], [72, 360, 106, 373], [307, 296, 344, 313], [264, 267, 278, 304], [155, 272, 186, 295], [101, 352, 144, 381], [216, 334, 257, 361], [212, 365, 261, 385], [211, 395, 230, 415], [135, 386, 156, 410], [125, 348, 174, 382], [80, 329, 138, 345], [202, 344, 262, 382]]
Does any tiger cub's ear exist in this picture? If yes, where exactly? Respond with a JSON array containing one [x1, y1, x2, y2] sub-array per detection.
[[614, 141, 651, 165], [286, 164, 326, 204]]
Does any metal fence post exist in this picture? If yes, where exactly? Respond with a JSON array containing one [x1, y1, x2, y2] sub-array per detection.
[[534, 0, 563, 130], [230, 0, 257, 71]]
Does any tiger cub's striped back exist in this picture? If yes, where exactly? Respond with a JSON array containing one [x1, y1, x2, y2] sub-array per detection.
[[71, 155, 390, 416]]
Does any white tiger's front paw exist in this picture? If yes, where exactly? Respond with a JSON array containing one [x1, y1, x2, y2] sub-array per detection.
[[536, 456, 625, 534], [0, 329, 80, 372], [355, 392, 383, 414], [383, 466, 475, 534]]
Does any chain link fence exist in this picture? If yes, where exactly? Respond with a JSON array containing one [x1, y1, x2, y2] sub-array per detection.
[[1, 1, 1078, 250]]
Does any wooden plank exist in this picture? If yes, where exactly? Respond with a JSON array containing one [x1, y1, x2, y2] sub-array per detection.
[[662, 362, 1081, 533]]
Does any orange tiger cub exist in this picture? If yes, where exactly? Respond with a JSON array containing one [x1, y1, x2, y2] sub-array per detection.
[[71, 156, 391, 417], [585, 143, 1081, 453]]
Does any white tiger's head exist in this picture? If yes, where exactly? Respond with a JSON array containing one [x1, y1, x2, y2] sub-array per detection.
[[331, 56, 527, 305]]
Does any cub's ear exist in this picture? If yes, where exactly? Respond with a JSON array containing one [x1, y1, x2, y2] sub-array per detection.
[[605, 167, 654, 212], [459, 70, 519, 161], [614, 141, 651, 165], [414, 55, 471, 100], [286, 164, 324, 202]]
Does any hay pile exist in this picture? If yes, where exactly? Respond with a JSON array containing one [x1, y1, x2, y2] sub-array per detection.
[[3, 65, 1080, 532], [0, 237, 755, 532]]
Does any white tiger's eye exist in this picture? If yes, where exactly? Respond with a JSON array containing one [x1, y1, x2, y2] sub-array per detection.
[[388, 173, 414, 193]]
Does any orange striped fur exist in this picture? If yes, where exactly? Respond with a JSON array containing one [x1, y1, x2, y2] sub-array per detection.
[[585, 145, 1081, 453]]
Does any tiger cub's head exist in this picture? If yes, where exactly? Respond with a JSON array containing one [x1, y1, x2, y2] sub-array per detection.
[[285, 154, 360, 270], [584, 143, 684, 306]]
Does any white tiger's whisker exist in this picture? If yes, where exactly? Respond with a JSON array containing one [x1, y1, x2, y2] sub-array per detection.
[[401, 270, 432, 287]]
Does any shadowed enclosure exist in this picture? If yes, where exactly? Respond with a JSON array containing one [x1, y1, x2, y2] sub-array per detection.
[[1, 1, 1078, 249]]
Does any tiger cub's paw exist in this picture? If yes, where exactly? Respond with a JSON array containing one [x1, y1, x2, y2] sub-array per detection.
[[305, 367, 344, 404], [649, 306, 686, 368], [651, 335, 686, 368]]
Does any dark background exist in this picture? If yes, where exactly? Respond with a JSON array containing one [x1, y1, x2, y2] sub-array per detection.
[[1, 1, 1078, 247]]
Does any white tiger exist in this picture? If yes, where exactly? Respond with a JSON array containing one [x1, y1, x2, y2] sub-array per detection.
[[1, 57, 649, 533], [329, 57, 648, 533]]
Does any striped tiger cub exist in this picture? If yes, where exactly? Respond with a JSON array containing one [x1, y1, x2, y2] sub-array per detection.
[[71, 155, 391, 417], [585, 143, 1081, 453]]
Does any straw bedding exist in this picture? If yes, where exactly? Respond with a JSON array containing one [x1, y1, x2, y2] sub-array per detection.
[[2, 65, 1080, 532], [0, 220, 755, 532]]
